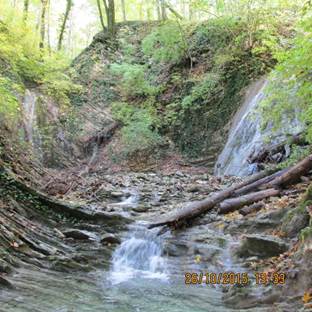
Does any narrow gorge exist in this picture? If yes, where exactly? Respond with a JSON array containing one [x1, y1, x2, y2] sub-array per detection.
[[1, 2, 312, 312]]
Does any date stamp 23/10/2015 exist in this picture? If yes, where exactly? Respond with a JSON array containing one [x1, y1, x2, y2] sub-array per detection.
[[185, 272, 286, 286]]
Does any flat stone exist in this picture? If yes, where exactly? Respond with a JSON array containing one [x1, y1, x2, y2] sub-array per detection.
[[110, 191, 124, 198], [101, 233, 121, 245], [237, 234, 289, 258], [63, 229, 92, 240], [0, 276, 13, 289]]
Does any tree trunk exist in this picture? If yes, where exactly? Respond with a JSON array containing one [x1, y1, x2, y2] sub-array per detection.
[[39, 0, 48, 49], [156, 0, 161, 20], [97, 0, 106, 31], [266, 154, 312, 188], [239, 202, 264, 216], [164, 1, 183, 19], [23, 0, 29, 22], [232, 167, 287, 197], [160, 0, 167, 20], [103, 0, 116, 37], [47, 0, 51, 53], [148, 170, 273, 228], [121, 0, 126, 21], [149, 154, 312, 229], [218, 188, 280, 214], [57, 0, 73, 51]]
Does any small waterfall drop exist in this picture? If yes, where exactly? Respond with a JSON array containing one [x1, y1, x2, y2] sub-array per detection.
[[215, 78, 304, 176], [109, 222, 168, 285], [22, 89, 37, 144], [21, 89, 43, 159]]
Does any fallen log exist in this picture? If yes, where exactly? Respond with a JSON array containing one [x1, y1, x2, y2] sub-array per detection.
[[148, 169, 275, 228], [149, 154, 312, 228], [248, 133, 306, 164], [233, 167, 287, 197], [266, 154, 312, 188], [239, 202, 265, 216], [218, 189, 279, 214]]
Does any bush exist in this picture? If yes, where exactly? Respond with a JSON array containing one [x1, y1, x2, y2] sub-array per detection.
[[0, 76, 21, 128], [181, 73, 222, 110], [260, 15, 312, 144], [111, 63, 158, 97], [111, 102, 163, 157], [142, 22, 187, 64]]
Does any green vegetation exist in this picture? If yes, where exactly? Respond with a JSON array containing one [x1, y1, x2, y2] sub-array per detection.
[[261, 8, 312, 144], [111, 102, 163, 158]]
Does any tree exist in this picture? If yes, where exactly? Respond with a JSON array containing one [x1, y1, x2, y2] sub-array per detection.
[[58, 0, 73, 50], [23, 0, 29, 22], [121, 0, 126, 21], [103, 0, 116, 37], [160, 0, 167, 20], [96, 0, 106, 31], [39, 0, 48, 49]]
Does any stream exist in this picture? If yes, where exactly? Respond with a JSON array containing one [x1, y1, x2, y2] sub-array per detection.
[[0, 191, 270, 312]]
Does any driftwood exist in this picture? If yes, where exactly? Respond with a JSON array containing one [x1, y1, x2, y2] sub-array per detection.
[[266, 154, 312, 188], [239, 202, 265, 216], [149, 154, 312, 229], [218, 189, 279, 214], [233, 167, 288, 197], [148, 169, 275, 228], [248, 133, 306, 164]]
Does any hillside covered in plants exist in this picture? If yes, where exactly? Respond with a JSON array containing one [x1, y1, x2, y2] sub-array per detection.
[[0, 1, 312, 311]]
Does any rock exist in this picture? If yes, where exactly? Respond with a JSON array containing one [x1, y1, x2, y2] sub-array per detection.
[[186, 184, 201, 193], [63, 229, 92, 240], [163, 240, 189, 257], [0, 276, 13, 289], [0, 260, 12, 274], [237, 234, 289, 258], [281, 207, 310, 238], [132, 205, 149, 213], [110, 191, 124, 198], [101, 233, 121, 245]]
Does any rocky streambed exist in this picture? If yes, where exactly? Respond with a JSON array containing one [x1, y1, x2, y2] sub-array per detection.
[[0, 170, 311, 311]]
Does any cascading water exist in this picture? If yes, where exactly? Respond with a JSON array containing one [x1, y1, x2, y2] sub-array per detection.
[[215, 78, 304, 176], [22, 89, 37, 144], [109, 222, 168, 285], [21, 89, 43, 158]]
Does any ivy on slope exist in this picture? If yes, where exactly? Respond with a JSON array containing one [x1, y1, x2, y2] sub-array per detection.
[[261, 12, 312, 145]]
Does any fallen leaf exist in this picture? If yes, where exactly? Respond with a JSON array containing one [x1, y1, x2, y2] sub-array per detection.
[[302, 291, 312, 304]]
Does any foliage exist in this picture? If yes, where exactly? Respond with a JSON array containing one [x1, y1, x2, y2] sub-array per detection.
[[181, 73, 222, 110], [0, 2, 80, 107], [0, 76, 20, 126], [142, 22, 187, 64], [261, 13, 312, 144], [111, 102, 163, 157], [110, 63, 158, 97]]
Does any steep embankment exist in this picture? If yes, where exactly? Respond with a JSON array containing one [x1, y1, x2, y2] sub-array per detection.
[[71, 19, 285, 171]]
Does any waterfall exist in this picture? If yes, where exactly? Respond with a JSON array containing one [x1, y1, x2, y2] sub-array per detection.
[[109, 222, 168, 285], [21, 89, 43, 158], [22, 89, 37, 144], [215, 78, 304, 176]]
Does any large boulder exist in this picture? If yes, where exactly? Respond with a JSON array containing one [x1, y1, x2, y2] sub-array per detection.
[[237, 234, 289, 258]]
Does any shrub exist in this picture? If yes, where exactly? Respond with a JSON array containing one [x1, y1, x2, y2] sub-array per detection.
[[110, 63, 158, 97], [111, 102, 163, 157], [142, 22, 187, 64], [181, 73, 222, 110]]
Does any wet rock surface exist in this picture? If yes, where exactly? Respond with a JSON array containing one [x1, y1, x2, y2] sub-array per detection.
[[0, 169, 311, 311], [237, 234, 289, 258]]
